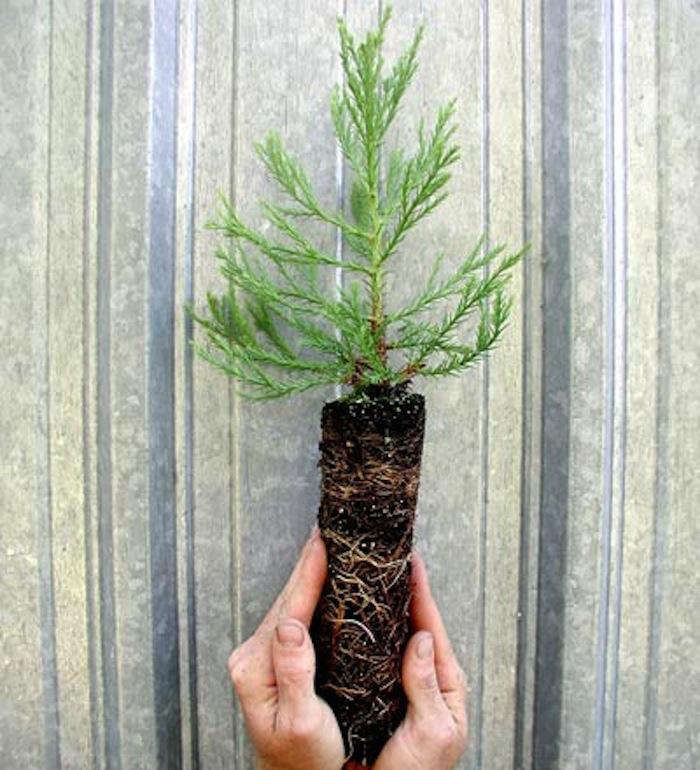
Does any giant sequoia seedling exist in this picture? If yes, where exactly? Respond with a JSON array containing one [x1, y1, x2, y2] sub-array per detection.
[[187, 7, 525, 764]]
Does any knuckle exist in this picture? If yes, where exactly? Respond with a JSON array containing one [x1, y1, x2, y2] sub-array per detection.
[[227, 650, 250, 692], [227, 638, 257, 690], [228, 660, 247, 691], [227, 639, 250, 674]]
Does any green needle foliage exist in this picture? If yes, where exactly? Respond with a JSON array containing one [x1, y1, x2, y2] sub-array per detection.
[[186, 7, 527, 400]]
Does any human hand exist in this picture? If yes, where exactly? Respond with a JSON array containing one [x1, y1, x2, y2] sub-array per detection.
[[227, 527, 344, 770], [346, 552, 468, 770]]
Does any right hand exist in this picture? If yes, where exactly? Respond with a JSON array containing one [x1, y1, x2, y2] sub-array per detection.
[[347, 552, 468, 769]]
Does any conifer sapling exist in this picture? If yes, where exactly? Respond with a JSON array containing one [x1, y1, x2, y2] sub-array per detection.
[[187, 7, 526, 765]]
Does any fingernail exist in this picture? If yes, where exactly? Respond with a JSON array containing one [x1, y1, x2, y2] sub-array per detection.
[[276, 619, 304, 647], [417, 632, 433, 659]]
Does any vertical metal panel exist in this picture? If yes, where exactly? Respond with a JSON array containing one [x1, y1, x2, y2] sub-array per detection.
[[188, 1, 237, 765], [95, 0, 120, 764], [48, 1, 94, 765], [0, 2, 51, 767], [533, 0, 571, 766], [1, 2, 699, 769], [483, 0, 524, 766], [108, 0, 158, 764], [651, 3, 700, 767], [148, 1, 180, 766], [85, 3, 106, 766], [615, 1, 658, 766], [514, 0, 543, 766], [560, 1, 607, 767], [37, 3, 62, 766], [600, 0, 628, 766], [174, 1, 199, 765]]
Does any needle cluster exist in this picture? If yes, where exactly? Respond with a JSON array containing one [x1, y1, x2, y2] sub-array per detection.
[[187, 7, 525, 399]]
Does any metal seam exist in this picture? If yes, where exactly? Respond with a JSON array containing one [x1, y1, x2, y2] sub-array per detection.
[[81, 1, 101, 765], [476, 0, 490, 765], [148, 0, 182, 766], [514, 0, 533, 764], [606, 0, 629, 765], [96, 0, 120, 764], [644, 2, 665, 765], [595, 0, 617, 763], [40, 1, 62, 765], [183, 0, 200, 764], [229, 1, 244, 765]]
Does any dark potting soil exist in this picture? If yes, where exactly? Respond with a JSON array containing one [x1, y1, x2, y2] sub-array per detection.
[[311, 383, 426, 765]]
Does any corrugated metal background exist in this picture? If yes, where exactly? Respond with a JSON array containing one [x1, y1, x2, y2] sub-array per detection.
[[1, 1, 698, 768]]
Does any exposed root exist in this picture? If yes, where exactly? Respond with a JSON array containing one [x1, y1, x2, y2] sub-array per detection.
[[312, 390, 426, 764], [332, 617, 377, 644]]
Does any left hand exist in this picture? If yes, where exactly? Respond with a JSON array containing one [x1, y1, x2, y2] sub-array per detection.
[[227, 527, 345, 770]]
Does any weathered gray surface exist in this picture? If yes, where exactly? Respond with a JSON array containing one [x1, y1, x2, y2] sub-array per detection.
[[1, 2, 698, 769]]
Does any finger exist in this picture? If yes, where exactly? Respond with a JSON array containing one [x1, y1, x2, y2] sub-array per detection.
[[410, 553, 453, 662], [410, 553, 466, 695], [271, 618, 317, 719], [257, 527, 327, 638], [401, 631, 452, 723]]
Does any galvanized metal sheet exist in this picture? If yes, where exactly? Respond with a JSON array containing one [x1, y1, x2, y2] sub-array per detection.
[[1, 2, 698, 769]]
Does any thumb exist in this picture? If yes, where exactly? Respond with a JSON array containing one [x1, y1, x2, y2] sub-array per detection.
[[402, 631, 451, 723], [272, 618, 317, 716]]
